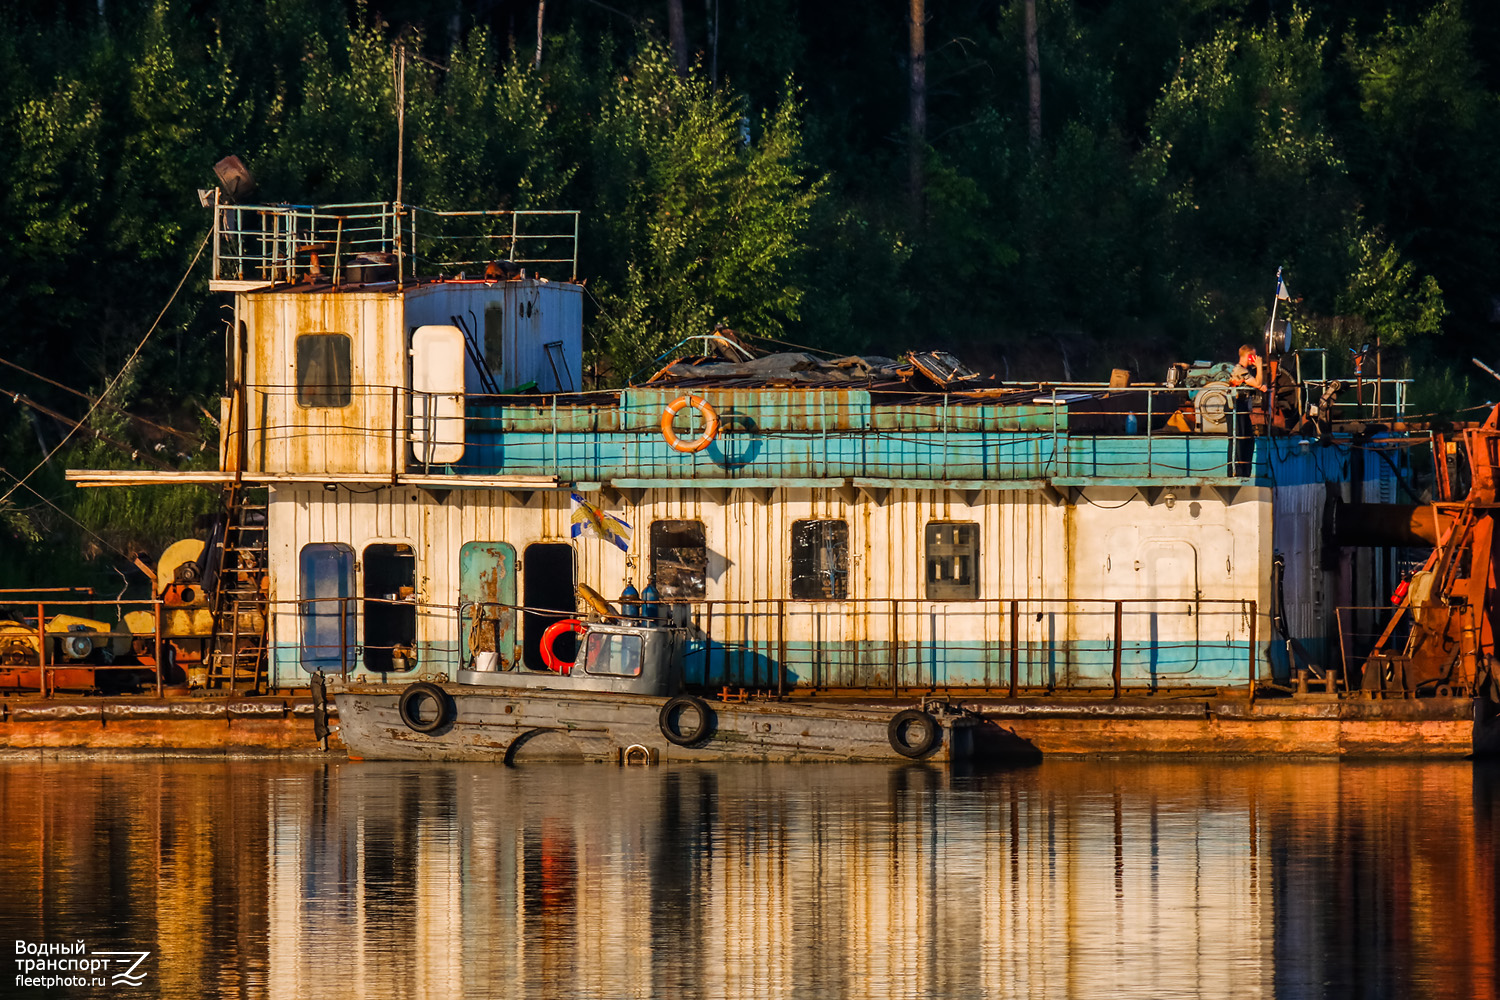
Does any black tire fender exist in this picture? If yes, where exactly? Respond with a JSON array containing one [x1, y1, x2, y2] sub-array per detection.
[[398, 682, 451, 734], [888, 709, 941, 758], [659, 694, 714, 746]]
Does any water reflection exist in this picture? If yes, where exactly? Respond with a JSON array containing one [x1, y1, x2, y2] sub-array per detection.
[[1, 759, 1496, 999]]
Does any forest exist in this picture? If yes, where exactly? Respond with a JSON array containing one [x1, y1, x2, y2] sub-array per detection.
[[1, 0, 1498, 584]]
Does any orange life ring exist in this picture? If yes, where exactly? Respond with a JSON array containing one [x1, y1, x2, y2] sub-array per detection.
[[660, 395, 720, 453], [540, 618, 586, 673]]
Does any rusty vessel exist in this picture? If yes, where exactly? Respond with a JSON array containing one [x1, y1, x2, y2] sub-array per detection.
[[29, 198, 1494, 761]]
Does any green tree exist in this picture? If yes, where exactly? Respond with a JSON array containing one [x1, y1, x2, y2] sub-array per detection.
[[583, 41, 822, 378], [1143, 6, 1353, 345], [1344, 1, 1499, 349], [1332, 230, 1445, 348]]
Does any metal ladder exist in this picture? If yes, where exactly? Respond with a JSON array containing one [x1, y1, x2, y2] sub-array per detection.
[[206, 484, 270, 691]]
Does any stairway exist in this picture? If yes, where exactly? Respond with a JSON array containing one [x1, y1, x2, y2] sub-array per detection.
[[206, 484, 270, 691]]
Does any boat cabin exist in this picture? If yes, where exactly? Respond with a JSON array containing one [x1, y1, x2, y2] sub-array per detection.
[[68, 201, 1421, 698]]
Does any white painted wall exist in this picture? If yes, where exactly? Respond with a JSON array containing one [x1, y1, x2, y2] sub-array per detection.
[[266, 485, 1276, 688]]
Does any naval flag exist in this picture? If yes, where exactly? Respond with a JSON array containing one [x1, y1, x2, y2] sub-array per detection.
[[570, 492, 633, 551]]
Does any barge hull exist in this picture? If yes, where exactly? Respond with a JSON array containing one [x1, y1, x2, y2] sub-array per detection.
[[0, 696, 1476, 757], [0, 697, 334, 755], [982, 697, 1475, 756]]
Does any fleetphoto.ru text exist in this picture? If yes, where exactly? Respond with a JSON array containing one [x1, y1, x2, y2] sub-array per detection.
[[14, 940, 151, 990]]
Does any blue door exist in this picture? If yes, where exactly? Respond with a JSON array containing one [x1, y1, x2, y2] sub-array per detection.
[[299, 543, 355, 672]]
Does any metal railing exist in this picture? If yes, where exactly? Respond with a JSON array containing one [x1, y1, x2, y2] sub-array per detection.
[[211, 201, 580, 287], [9, 591, 1260, 697], [230, 383, 1262, 483], [222, 373, 1423, 487], [1, 591, 276, 699], [665, 596, 1260, 698], [1335, 602, 1478, 696], [285, 594, 1261, 697], [1, 595, 165, 698]]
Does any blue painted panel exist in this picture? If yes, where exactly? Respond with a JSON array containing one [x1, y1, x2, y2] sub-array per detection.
[[453, 427, 1256, 483], [455, 393, 1330, 486], [623, 387, 874, 433]]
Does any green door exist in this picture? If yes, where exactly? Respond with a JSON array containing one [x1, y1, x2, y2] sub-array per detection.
[[459, 542, 518, 670]]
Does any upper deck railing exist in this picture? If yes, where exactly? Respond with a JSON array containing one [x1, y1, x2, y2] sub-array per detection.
[[204, 377, 1417, 487], [209, 200, 580, 290]]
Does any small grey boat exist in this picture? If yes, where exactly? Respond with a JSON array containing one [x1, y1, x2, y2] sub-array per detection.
[[331, 618, 993, 763]]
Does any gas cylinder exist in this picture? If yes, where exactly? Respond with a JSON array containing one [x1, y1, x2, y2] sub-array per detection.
[[641, 577, 661, 622], [619, 582, 640, 618]]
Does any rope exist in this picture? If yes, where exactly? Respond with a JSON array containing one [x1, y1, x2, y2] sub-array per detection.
[[0, 466, 132, 560], [0, 226, 212, 508]]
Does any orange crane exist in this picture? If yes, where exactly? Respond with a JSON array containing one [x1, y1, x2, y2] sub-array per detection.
[[1361, 379, 1498, 722]]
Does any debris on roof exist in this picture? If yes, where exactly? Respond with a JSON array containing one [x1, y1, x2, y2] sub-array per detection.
[[645, 352, 908, 387], [906, 351, 979, 387]]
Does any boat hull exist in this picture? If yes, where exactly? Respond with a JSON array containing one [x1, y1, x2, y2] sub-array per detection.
[[332, 683, 991, 763]]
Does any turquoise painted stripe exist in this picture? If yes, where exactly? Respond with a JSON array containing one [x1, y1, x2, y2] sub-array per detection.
[[456, 429, 1250, 482], [272, 640, 1258, 688], [270, 640, 460, 686], [680, 640, 1255, 688]]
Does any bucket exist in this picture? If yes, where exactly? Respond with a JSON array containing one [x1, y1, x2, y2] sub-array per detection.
[[473, 651, 500, 672]]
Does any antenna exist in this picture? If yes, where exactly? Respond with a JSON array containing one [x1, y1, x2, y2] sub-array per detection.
[[393, 42, 406, 288], [394, 43, 405, 206]]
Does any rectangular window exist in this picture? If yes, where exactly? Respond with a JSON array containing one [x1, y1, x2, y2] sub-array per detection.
[[650, 519, 707, 600], [299, 543, 355, 671], [582, 631, 644, 677], [925, 522, 980, 600], [296, 333, 352, 407], [791, 519, 850, 600]]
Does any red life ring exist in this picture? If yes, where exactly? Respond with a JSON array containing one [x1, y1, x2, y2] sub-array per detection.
[[540, 618, 586, 673], [660, 395, 720, 453]]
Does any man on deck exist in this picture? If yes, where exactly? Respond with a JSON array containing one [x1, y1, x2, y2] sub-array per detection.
[[1230, 344, 1265, 391]]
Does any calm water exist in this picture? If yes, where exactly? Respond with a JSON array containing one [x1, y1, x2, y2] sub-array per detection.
[[1, 758, 1497, 999]]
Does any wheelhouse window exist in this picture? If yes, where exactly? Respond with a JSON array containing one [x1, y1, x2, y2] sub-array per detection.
[[925, 522, 979, 600], [295, 333, 352, 408], [791, 519, 849, 600], [650, 519, 707, 600], [582, 631, 644, 677]]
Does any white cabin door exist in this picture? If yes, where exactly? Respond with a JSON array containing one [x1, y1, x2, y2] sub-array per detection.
[[409, 324, 466, 466]]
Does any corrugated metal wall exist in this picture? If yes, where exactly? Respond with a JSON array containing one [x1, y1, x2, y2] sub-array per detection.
[[267, 485, 1273, 689], [403, 280, 583, 393], [243, 292, 405, 475], [238, 282, 585, 478]]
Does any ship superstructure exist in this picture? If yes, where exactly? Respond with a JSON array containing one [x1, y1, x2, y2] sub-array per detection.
[[67, 201, 1438, 705]]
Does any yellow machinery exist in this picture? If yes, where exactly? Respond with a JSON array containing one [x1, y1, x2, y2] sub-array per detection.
[[122, 537, 216, 687], [2, 527, 266, 691], [0, 611, 135, 691]]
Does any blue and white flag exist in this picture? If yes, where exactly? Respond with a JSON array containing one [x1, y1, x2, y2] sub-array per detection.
[[570, 492, 632, 551], [1275, 267, 1291, 302]]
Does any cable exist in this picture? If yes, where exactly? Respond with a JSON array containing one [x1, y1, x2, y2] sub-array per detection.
[[740, 331, 842, 358], [1078, 495, 1134, 509], [0, 356, 202, 445], [0, 225, 212, 508], [0, 466, 133, 560]]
